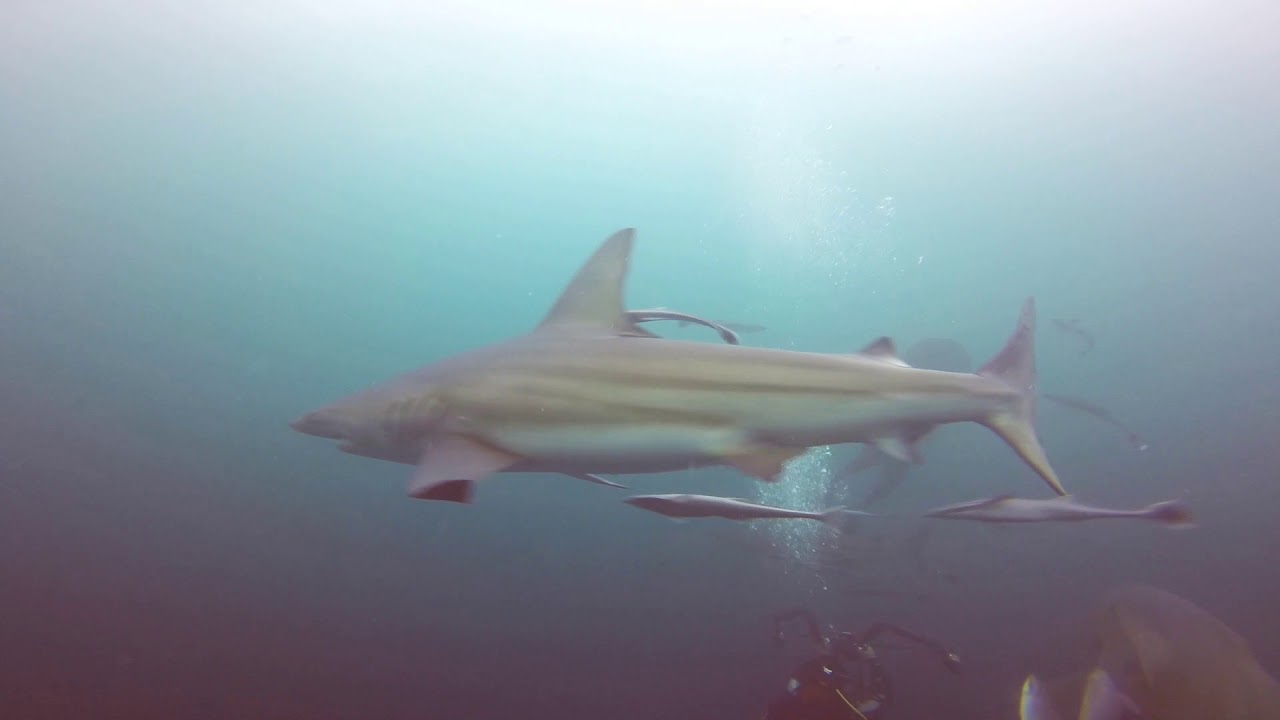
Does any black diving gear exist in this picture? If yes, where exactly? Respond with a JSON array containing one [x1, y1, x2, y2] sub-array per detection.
[[761, 609, 962, 720]]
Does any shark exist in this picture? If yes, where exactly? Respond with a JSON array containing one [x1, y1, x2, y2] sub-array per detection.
[[839, 337, 974, 507], [290, 228, 1067, 504]]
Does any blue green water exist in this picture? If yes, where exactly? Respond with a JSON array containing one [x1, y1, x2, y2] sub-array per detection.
[[3, 1, 1279, 718]]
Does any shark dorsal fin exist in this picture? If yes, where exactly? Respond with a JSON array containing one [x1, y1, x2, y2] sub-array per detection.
[[858, 337, 910, 366], [537, 228, 643, 335]]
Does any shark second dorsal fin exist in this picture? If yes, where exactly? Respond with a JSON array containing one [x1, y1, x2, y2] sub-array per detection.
[[537, 228, 644, 335], [858, 337, 910, 367]]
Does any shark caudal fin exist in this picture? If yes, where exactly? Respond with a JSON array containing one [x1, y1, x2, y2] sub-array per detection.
[[978, 298, 1068, 496], [1142, 500, 1195, 529]]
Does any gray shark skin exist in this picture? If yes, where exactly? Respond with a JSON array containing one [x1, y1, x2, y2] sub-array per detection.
[[840, 337, 973, 507], [290, 228, 1066, 504]]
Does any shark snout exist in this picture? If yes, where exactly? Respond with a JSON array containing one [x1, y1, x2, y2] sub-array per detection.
[[289, 409, 347, 440]]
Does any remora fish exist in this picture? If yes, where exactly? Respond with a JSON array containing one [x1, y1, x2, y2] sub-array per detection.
[[624, 308, 743, 344], [1042, 392, 1149, 451], [677, 319, 766, 333], [925, 494, 1192, 527], [1051, 318, 1095, 356], [290, 228, 1066, 504], [623, 493, 865, 527]]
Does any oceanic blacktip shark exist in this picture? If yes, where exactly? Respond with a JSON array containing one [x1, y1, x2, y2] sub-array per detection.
[[298, 306, 743, 495], [290, 228, 1067, 504], [622, 493, 868, 528], [841, 337, 973, 507], [924, 494, 1193, 527]]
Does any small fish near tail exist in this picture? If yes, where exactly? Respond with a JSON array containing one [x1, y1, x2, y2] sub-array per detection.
[[978, 298, 1068, 496], [1141, 500, 1194, 528]]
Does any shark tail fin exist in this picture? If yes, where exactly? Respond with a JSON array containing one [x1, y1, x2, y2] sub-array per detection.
[[978, 298, 1068, 496], [1142, 500, 1195, 528]]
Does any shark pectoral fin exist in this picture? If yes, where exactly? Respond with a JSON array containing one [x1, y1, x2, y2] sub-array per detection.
[[722, 445, 808, 481], [567, 472, 628, 489], [1077, 668, 1141, 720], [874, 435, 924, 464], [1114, 605, 1172, 690], [406, 435, 520, 504]]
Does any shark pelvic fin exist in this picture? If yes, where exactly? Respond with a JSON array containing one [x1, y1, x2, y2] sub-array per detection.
[[407, 434, 520, 504], [537, 228, 647, 336], [722, 444, 808, 481], [874, 434, 925, 464]]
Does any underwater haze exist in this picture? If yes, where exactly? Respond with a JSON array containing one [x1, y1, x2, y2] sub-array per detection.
[[3, 1, 1279, 718]]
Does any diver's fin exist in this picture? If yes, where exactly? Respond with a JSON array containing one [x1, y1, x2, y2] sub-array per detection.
[[1076, 668, 1140, 720], [1019, 675, 1066, 720]]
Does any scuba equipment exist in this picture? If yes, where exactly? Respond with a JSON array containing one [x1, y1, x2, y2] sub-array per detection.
[[762, 609, 962, 719]]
